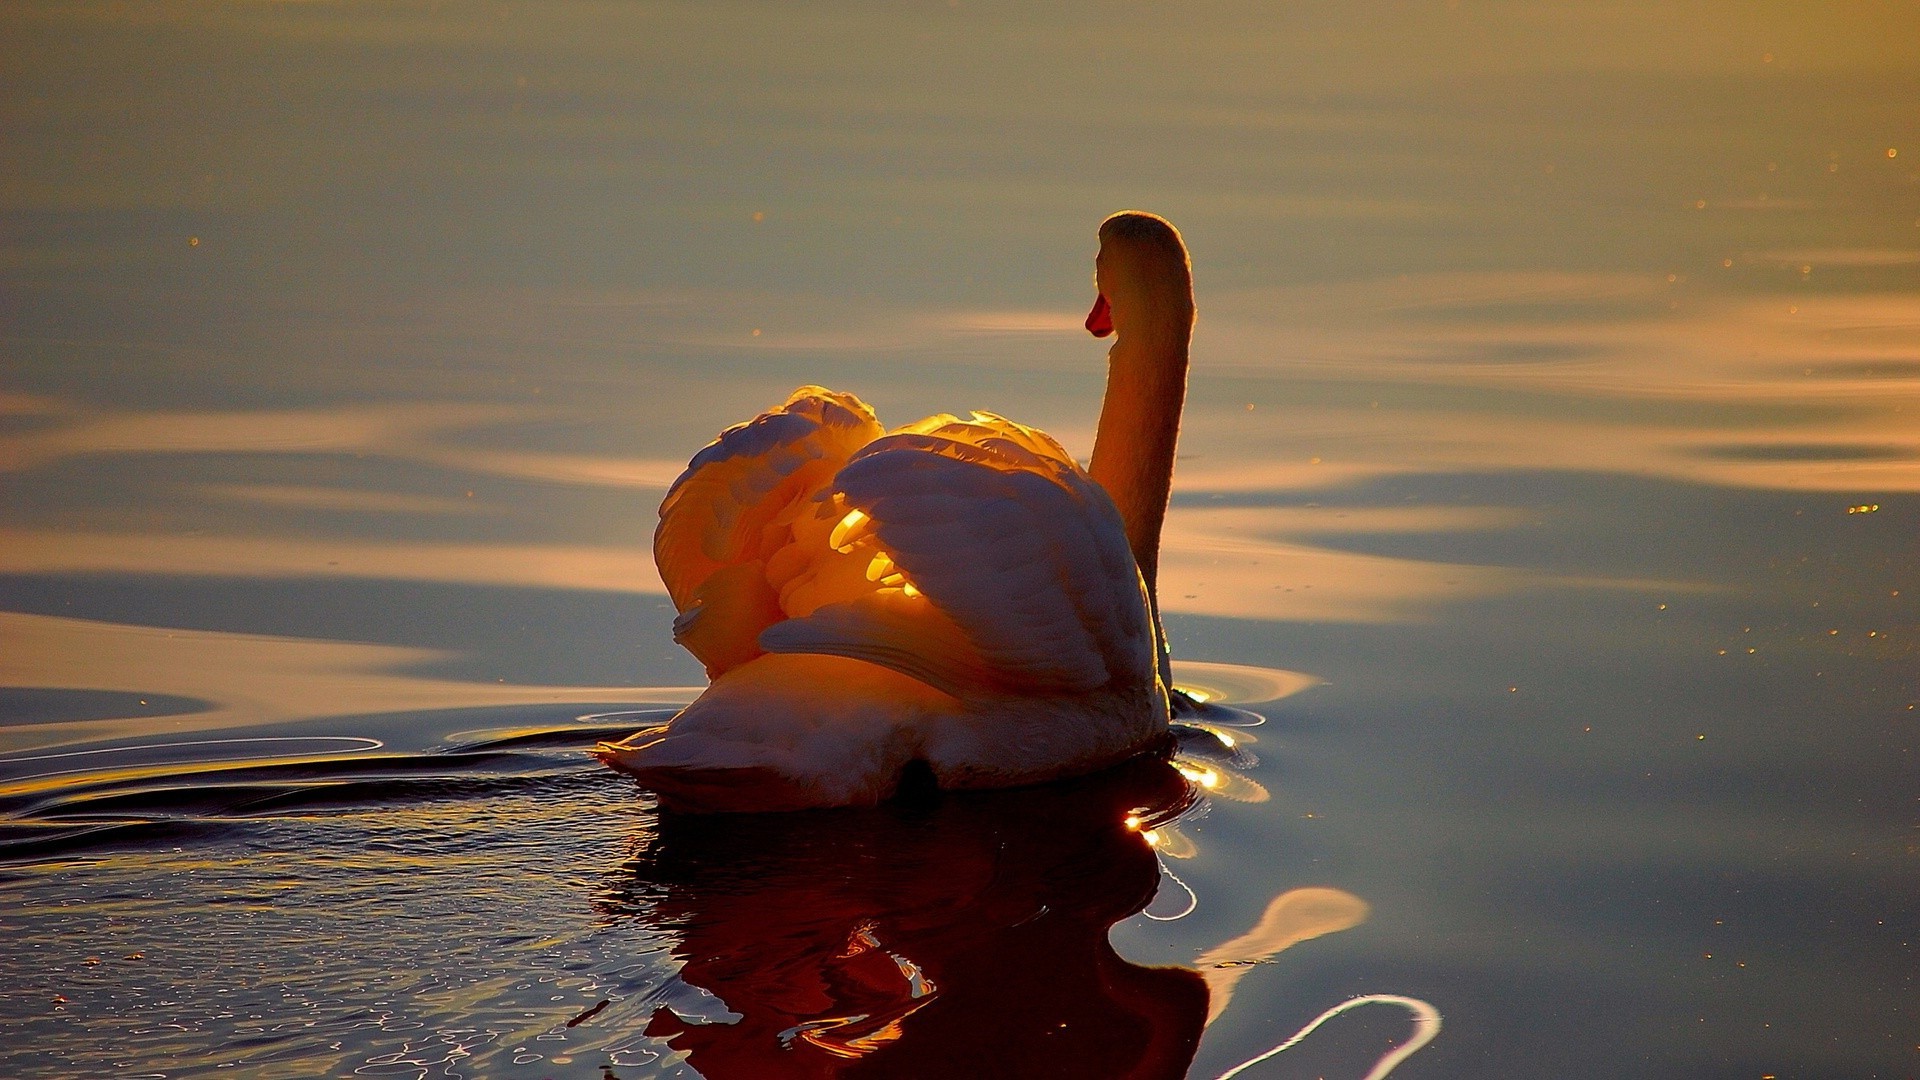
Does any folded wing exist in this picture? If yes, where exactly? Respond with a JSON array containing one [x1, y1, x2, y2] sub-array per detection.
[[654, 387, 885, 677], [759, 413, 1157, 699]]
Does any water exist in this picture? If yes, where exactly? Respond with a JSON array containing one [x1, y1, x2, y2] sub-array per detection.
[[2, 2, 1915, 1076]]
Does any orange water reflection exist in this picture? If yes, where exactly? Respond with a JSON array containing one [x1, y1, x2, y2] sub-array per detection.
[[602, 758, 1372, 1079]]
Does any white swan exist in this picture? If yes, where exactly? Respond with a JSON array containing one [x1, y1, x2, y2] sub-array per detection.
[[598, 212, 1195, 811]]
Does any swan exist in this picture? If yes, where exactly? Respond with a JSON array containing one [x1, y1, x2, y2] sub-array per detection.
[[597, 211, 1195, 811]]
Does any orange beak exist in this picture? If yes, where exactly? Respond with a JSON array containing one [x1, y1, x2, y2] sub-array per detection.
[[1085, 293, 1113, 337]]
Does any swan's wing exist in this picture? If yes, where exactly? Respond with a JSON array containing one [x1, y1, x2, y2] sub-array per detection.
[[758, 586, 994, 699], [759, 415, 1157, 697], [655, 387, 884, 676]]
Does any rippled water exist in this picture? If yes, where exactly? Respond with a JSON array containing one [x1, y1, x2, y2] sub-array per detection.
[[3, 2, 1915, 1077]]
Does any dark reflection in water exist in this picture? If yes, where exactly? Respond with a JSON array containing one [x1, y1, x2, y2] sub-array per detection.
[[0, 719, 1406, 1080], [601, 757, 1208, 1079], [0, 688, 214, 727]]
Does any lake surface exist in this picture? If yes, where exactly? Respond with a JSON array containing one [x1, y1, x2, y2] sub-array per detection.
[[2, 3, 1915, 1077]]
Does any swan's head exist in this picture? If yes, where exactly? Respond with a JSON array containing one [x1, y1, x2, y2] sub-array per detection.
[[1086, 211, 1194, 341]]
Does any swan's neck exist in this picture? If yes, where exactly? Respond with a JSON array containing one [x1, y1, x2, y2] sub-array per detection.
[[1089, 317, 1190, 595]]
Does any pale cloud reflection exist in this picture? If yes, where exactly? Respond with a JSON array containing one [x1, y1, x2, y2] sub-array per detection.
[[0, 612, 695, 756], [0, 392, 71, 417], [0, 396, 685, 493], [1152, 506, 1681, 623], [1159, 514, 1507, 623], [1174, 460, 1402, 494], [200, 483, 488, 515], [936, 310, 1087, 334], [1197, 275, 1920, 493], [406, 447, 684, 490], [1752, 249, 1920, 268], [0, 401, 519, 473], [413, 284, 1118, 359], [0, 529, 666, 596]]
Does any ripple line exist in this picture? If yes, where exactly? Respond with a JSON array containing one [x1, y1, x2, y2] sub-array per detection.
[[1215, 994, 1441, 1080]]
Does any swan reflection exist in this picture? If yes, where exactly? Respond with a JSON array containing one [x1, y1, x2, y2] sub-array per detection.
[[599, 752, 1415, 1078], [601, 756, 1203, 1077]]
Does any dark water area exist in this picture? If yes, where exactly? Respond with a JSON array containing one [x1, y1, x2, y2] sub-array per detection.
[[3, 2, 1916, 1077]]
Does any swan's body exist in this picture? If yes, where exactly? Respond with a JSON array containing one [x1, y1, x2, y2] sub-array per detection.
[[599, 213, 1194, 811]]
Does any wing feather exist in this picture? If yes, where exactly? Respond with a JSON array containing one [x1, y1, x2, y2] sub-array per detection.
[[654, 387, 884, 676], [759, 416, 1156, 697], [758, 589, 995, 698]]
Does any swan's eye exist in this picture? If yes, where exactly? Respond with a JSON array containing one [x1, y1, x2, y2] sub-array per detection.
[[830, 508, 871, 552]]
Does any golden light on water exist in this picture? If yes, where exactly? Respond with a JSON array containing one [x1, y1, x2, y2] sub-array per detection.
[[1176, 763, 1223, 790], [1169, 662, 1320, 705]]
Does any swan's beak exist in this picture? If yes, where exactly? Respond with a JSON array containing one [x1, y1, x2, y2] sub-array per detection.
[[1086, 293, 1113, 337]]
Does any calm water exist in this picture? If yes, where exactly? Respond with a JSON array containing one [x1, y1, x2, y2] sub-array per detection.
[[3, 3, 1915, 1077]]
